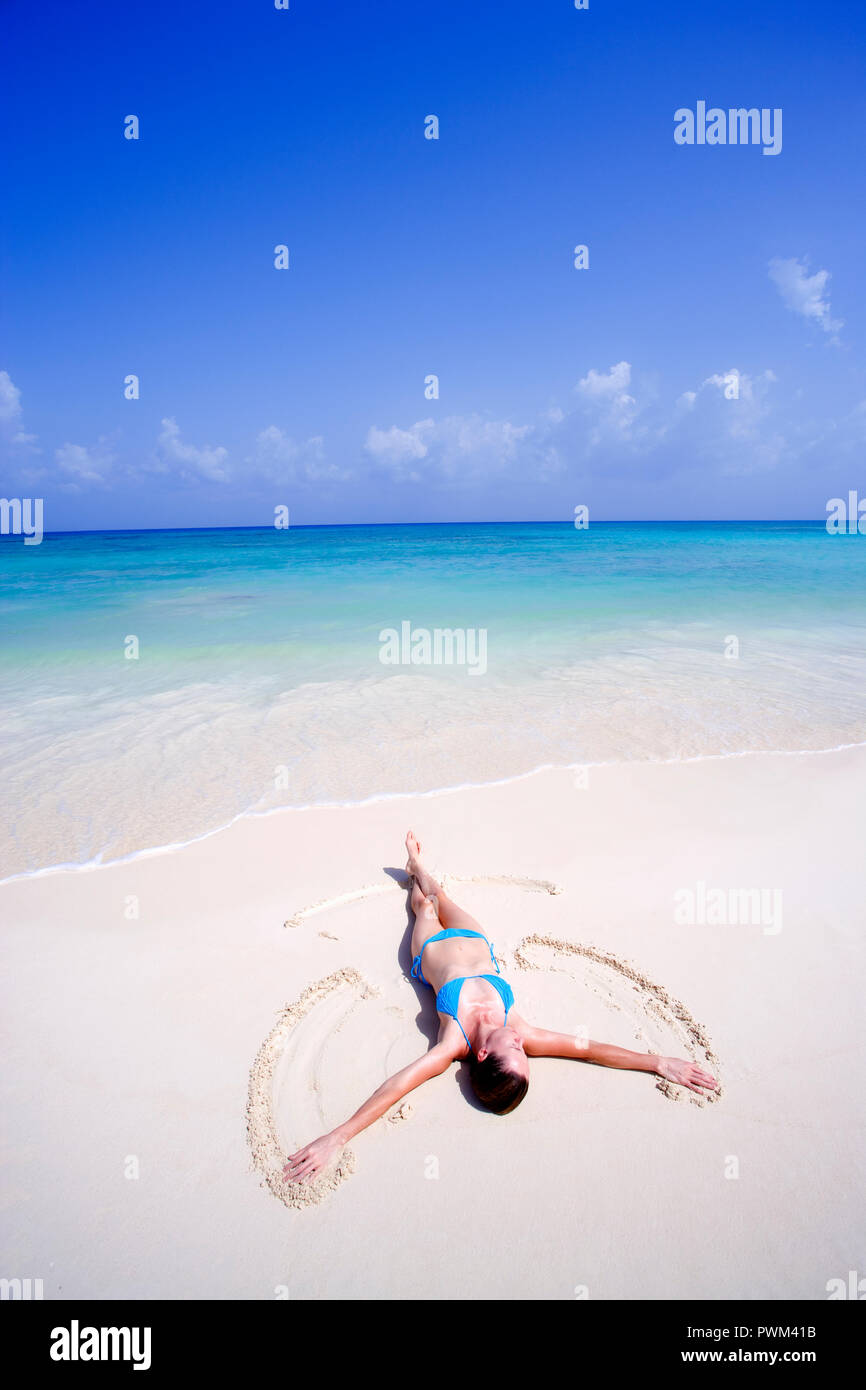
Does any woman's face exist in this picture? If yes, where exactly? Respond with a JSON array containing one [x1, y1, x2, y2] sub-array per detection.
[[479, 1026, 530, 1077]]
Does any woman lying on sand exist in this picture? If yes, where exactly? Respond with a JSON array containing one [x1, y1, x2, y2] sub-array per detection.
[[284, 832, 718, 1184]]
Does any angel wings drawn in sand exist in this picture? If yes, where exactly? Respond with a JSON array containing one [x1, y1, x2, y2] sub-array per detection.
[[283, 833, 719, 1185]]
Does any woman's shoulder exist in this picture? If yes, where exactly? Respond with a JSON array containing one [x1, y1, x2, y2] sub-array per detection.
[[435, 1013, 470, 1057]]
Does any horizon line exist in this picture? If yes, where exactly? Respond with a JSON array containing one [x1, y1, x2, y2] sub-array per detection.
[[0, 518, 834, 539]]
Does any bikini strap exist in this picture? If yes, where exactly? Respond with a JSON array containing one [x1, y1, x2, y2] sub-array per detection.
[[455, 1017, 473, 1055], [451, 974, 511, 1054], [411, 929, 445, 985]]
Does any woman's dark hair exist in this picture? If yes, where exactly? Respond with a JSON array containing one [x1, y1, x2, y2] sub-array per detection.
[[469, 1052, 529, 1114]]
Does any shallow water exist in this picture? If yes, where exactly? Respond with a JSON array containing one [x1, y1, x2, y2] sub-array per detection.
[[2, 521, 865, 878]]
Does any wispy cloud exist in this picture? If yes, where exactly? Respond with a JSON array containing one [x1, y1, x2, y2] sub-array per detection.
[[0, 369, 41, 454], [362, 365, 795, 487], [55, 439, 117, 487], [154, 418, 229, 483], [668, 368, 784, 475], [365, 421, 434, 479], [768, 257, 843, 340], [0, 370, 22, 422], [574, 361, 639, 444], [364, 413, 554, 485], [247, 426, 348, 483]]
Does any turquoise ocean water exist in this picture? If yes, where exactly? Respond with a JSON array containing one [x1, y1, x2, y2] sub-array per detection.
[[1, 521, 865, 879]]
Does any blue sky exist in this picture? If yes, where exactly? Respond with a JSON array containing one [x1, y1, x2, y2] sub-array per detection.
[[1, 0, 864, 527]]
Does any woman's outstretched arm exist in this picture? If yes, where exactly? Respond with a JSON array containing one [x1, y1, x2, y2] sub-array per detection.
[[283, 1041, 456, 1184], [522, 1025, 718, 1094]]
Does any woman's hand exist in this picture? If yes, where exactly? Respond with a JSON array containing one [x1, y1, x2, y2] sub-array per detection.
[[281, 1046, 453, 1183], [283, 1131, 345, 1185], [655, 1057, 718, 1093]]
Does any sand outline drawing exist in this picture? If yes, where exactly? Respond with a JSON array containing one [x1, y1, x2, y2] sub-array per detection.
[[283, 871, 562, 930], [247, 967, 374, 1210], [513, 933, 722, 1104], [250, 876, 720, 1211]]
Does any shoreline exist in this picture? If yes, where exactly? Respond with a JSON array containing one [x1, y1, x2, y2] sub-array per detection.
[[3, 736, 865, 888], [5, 519, 866, 887]]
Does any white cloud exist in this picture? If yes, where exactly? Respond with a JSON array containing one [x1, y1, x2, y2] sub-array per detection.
[[702, 368, 776, 403], [0, 370, 22, 422], [362, 369, 790, 486], [364, 421, 434, 477], [703, 371, 738, 396], [0, 370, 41, 454], [434, 416, 532, 478], [574, 361, 639, 444], [364, 414, 548, 485], [55, 439, 116, 486], [670, 368, 783, 474], [248, 426, 348, 483], [768, 257, 843, 338], [577, 361, 632, 399], [155, 417, 229, 483]]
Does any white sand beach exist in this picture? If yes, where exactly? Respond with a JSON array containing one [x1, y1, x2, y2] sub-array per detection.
[[1, 746, 863, 1300]]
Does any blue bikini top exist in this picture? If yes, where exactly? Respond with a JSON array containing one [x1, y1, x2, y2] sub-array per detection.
[[410, 927, 515, 1054]]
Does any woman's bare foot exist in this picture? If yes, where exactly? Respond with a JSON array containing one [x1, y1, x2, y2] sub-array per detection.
[[405, 830, 422, 875], [405, 831, 440, 899]]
